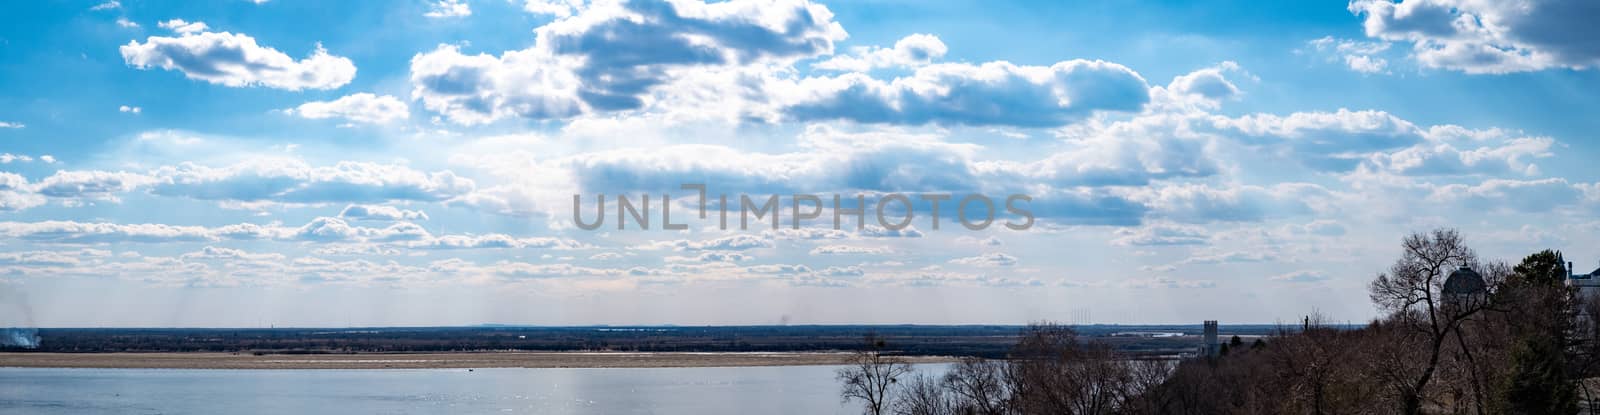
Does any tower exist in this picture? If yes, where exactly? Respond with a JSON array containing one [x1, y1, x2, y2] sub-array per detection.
[[1202, 320, 1219, 357]]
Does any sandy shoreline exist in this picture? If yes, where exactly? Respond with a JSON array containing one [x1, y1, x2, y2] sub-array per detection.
[[0, 352, 958, 370]]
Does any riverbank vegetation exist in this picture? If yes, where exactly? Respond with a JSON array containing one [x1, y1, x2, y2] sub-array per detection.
[[839, 228, 1599, 414]]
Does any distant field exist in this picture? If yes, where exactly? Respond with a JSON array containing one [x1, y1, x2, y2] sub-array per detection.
[[2, 324, 1306, 357], [0, 351, 960, 369]]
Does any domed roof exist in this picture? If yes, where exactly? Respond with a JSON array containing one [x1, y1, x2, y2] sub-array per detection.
[[1443, 267, 1486, 295]]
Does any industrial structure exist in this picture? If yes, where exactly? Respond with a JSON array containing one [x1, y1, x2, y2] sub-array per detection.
[[1201, 320, 1219, 358]]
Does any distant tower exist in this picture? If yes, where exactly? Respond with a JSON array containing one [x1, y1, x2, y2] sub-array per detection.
[[1202, 320, 1219, 357]]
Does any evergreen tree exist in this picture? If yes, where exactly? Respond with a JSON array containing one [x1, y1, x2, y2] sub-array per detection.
[[1500, 250, 1579, 414]]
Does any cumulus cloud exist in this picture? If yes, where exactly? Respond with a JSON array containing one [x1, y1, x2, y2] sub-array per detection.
[[519, 0, 584, 16], [407, 234, 584, 250], [339, 204, 429, 221], [1271, 270, 1331, 283], [0, 154, 55, 164], [1428, 178, 1583, 213], [1349, 0, 1600, 73], [32, 170, 153, 200], [291, 217, 431, 242], [1136, 183, 1326, 223], [637, 234, 772, 251], [288, 93, 409, 124], [1212, 108, 1424, 171], [0, 121, 24, 129], [813, 33, 947, 72], [1165, 61, 1244, 102], [119, 105, 142, 114], [423, 0, 471, 18], [121, 27, 356, 90], [148, 159, 474, 204], [809, 244, 890, 255], [1111, 223, 1209, 246], [409, 44, 586, 124], [0, 173, 45, 211], [1306, 36, 1391, 74], [664, 252, 752, 263], [0, 221, 222, 244], [1122, 277, 1217, 289], [157, 19, 209, 34], [786, 60, 1150, 127], [990, 113, 1220, 187], [1360, 129, 1553, 177], [179, 246, 286, 262], [948, 252, 1017, 267], [410, 0, 845, 124]]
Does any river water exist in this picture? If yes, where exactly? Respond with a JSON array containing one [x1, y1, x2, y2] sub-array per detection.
[[0, 365, 934, 414]]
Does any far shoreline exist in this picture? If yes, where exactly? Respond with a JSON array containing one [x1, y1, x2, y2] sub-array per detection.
[[0, 351, 959, 370]]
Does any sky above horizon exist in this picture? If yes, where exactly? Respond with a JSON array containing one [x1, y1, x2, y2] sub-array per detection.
[[3, 0, 1600, 327]]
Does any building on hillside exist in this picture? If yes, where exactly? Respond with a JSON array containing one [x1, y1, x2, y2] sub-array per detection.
[[1568, 261, 1600, 298], [1442, 266, 1487, 305]]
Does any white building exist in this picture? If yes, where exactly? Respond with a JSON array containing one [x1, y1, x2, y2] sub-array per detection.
[[1568, 261, 1600, 298]]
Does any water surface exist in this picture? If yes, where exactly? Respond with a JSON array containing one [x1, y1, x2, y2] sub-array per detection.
[[0, 365, 908, 414]]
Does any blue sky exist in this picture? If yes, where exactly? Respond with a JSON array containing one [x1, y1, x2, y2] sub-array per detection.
[[2, 0, 1599, 327]]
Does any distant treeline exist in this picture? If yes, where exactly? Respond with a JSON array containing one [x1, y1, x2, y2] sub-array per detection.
[[3, 324, 1289, 356]]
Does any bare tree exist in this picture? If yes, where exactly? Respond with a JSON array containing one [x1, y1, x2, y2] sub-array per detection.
[[1368, 228, 1499, 415], [893, 372, 953, 415], [839, 335, 913, 415], [943, 357, 1009, 415], [1007, 323, 1133, 415]]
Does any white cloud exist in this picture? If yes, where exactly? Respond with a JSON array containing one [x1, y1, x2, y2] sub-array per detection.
[[786, 60, 1150, 127], [1271, 270, 1330, 283], [121, 29, 356, 90], [1359, 128, 1553, 177], [119, 105, 142, 114], [1427, 178, 1582, 213], [954, 236, 1002, 246], [0, 121, 23, 129], [407, 234, 584, 250], [423, 0, 471, 18], [115, 17, 139, 28], [288, 93, 409, 124], [1111, 223, 1209, 246], [0, 173, 45, 212], [809, 245, 890, 255], [1165, 61, 1243, 102], [1211, 108, 1424, 171], [179, 246, 286, 262], [518, 0, 584, 17], [32, 170, 154, 200], [1122, 277, 1217, 289], [664, 252, 752, 263], [410, 0, 845, 124], [1349, 0, 1600, 73], [813, 33, 948, 72], [90, 0, 120, 11], [157, 19, 209, 34], [948, 252, 1018, 267], [0, 221, 224, 244], [148, 159, 474, 204], [339, 204, 429, 221], [637, 234, 773, 252], [409, 44, 585, 125], [1136, 182, 1326, 223], [1306, 36, 1391, 74]]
